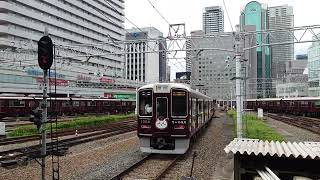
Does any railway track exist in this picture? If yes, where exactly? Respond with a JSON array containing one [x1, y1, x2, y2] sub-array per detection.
[[264, 113, 320, 135], [0, 119, 136, 146], [111, 154, 181, 180], [0, 120, 137, 168]]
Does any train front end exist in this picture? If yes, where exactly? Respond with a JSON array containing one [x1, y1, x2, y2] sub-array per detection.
[[137, 83, 190, 154]]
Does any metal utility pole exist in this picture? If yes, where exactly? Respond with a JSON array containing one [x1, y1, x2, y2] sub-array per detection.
[[41, 69, 48, 180], [235, 25, 242, 138]]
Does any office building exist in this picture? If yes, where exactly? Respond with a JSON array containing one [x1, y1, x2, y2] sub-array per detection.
[[188, 30, 235, 99], [125, 27, 167, 83], [203, 6, 224, 34], [276, 60, 308, 98], [0, 0, 141, 98], [269, 5, 294, 80], [240, 1, 272, 98], [308, 34, 320, 96]]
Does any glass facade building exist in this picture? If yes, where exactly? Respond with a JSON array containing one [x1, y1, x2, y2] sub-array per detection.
[[240, 1, 272, 98]]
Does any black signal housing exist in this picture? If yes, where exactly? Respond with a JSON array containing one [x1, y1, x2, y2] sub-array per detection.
[[38, 36, 53, 70]]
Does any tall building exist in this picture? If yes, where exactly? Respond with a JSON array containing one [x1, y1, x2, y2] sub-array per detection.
[[186, 39, 192, 72], [203, 6, 224, 34], [276, 60, 308, 98], [240, 1, 272, 98], [269, 5, 294, 79], [125, 27, 167, 83], [308, 34, 320, 96], [188, 30, 235, 99], [0, 0, 138, 97]]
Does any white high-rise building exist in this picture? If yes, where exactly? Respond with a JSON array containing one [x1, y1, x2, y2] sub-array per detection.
[[308, 34, 320, 97], [203, 6, 224, 34], [0, 0, 125, 74], [125, 27, 167, 83], [188, 30, 235, 99], [268, 5, 294, 79], [0, 0, 139, 97]]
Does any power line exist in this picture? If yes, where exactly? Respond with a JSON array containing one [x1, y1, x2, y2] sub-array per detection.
[[146, 0, 171, 25], [222, 0, 234, 32], [100, 0, 185, 73]]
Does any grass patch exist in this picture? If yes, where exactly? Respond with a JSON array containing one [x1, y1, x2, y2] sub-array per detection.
[[227, 109, 285, 141], [8, 113, 135, 138]]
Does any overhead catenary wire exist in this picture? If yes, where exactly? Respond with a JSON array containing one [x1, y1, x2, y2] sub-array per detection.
[[222, 0, 234, 32], [146, 0, 171, 26], [93, 0, 189, 73]]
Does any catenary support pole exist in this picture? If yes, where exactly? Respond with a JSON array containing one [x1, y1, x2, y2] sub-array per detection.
[[235, 25, 242, 138]]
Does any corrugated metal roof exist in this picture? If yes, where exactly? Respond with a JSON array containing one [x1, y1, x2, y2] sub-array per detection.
[[224, 138, 320, 160]]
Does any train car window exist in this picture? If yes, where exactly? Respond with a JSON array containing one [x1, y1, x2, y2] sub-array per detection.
[[172, 90, 187, 117], [103, 101, 110, 106], [156, 97, 168, 118], [9, 100, 25, 107], [301, 101, 308, 107], [80, 101, 86, 107], [88, 101, 96, 107], [73, 101, 80, 107], [192, 99, 197, 116], [62, 102, 69, 107], [315, 101, 320, 108], [0, 100, 4, 107], [139, 90, 152, 116]]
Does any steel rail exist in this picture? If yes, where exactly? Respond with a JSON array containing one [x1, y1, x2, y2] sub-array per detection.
[[110, 154, 181, 180], [0, 119, 136, 146], [264, 113, 320, 135], [0, 122, 137, 167]]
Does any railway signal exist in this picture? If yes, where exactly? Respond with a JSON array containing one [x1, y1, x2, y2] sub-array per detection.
[[38, 36, 53, 70]]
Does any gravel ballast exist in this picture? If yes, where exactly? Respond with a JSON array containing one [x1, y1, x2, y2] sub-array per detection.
[[264, 116, 320, 142], [163, 111, 234, 180], [0, 131, 141, 180], [0, 111, 235, 180]]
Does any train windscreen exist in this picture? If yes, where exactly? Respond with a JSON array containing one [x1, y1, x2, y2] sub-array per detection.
[[139, 90, 152, 116], [156, 97, 168, 118], [172, 90, 187, 117]]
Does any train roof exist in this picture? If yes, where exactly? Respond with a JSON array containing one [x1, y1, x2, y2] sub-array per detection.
[[0, 96, 135, 101], [246, 98, 282, 102], [139, 83, 192, 91], [246, 97, 320, 101], [138, 83, 212, 100], [283, 97, 320, 101]]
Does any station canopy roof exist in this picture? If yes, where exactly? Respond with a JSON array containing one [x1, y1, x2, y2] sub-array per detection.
[[225, 138, 320, 160]]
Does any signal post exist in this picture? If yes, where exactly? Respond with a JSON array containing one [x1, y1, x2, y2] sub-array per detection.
[[37, 34, 53, 180]]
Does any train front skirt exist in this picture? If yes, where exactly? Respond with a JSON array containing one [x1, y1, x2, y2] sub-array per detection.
[[139, 137, 190, 154]]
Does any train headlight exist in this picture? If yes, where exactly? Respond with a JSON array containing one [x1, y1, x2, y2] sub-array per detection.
[[155, 117, 168, 130]]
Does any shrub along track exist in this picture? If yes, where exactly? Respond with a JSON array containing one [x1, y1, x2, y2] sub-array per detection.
[[0, 119, 137, 168], [264, 113, 320, 135]]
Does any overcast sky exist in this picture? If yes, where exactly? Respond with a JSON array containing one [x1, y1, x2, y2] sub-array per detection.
[[124, 0, 320, 78]]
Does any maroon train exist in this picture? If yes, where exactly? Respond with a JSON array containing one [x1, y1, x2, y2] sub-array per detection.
[[137, 83, 215, 154], [246, 97, 320, 117], [0, 96, 136, 119]]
